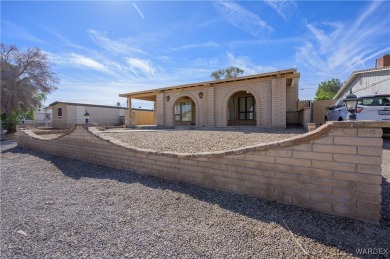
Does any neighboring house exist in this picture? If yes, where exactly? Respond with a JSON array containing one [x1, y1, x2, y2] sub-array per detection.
[[34, 108, 52, 126], [120, 68, 300, 128], [48, 101, 126, 128], [333, 54, 390, 99], [48, 101, 155, 128]]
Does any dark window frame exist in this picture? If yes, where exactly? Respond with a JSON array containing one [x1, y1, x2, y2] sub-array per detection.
[[238, 96, 254, 120], [174, 101, 192, 122], [57, 107, 62, 117]]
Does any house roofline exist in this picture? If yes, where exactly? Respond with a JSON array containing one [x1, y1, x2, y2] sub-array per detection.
[[47, 101, 129, 110], [119, 68, 299, 98], [333, 66, 390, 99]]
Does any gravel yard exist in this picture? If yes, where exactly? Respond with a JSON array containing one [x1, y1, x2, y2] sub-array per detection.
[[1, 137, 389, 258], [101, 127, 306, 153]]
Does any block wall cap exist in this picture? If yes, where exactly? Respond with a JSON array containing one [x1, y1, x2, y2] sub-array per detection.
[[17, 121, 386, 159], [327, 121, 390, 128], [86, 124, 332, 158]]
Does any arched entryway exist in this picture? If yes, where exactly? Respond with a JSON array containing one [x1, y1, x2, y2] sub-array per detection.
[[174, 96, 196, 126], [227, 91, 256, 126]]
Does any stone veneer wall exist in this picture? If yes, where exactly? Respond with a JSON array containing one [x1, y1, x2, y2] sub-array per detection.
[[17, 121, 386, 224]]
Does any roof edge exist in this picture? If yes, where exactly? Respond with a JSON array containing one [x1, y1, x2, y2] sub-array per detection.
[[47, 101, 128, 109], [334, 66, 390, 99], [120, 68, 298, 98]]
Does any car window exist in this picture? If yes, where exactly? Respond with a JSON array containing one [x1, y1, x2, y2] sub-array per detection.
[[335, 99, 345, 108], [360, 96, 390, 106]]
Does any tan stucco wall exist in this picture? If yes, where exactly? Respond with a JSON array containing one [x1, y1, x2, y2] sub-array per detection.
[[155, 77, 297, 128], [51, 103, 126, 128], [80, 106, 124, 126], [51, 103, 69, 128]]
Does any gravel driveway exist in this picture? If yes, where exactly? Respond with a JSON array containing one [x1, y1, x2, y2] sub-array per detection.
[[1, 138, 389, 258]]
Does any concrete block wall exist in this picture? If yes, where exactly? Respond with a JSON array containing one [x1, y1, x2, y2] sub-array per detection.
[[286, 111, 300, 125], [156, 93, 165, 126], [17, 121, 386, 224], [164, 89, 205, 127], [205, 86, 215, 127], [271, 78, 287, 128], [158, 77, 293, 128], [286, 78, 299, 112], [300, 107, 312, 128]]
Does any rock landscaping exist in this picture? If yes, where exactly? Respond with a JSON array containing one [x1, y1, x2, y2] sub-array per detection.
[[101, 127, 306, 153], [1, 137, 389, 258]]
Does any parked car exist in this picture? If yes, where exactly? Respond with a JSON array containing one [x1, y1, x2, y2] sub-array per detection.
[[325, 98, 347, 121], [326, 94, 390, 121], [325, 94, 390, 133]]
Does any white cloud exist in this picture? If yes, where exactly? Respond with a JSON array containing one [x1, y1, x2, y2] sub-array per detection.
[[2, 20, 46, 43], [125, 57, 157, 75], [306, 22, 344, 55], [354, 0, 383, 29], [264, 0, 297, 21], [132, 3, 145, 19], [193, 57, 220, 67], [227, 52, 277, 75], [88, 29, 145, 55], [69, 53, 108, 72], [296, 1, 390, 78], [171, 41, 219, 51], [156, 56, 173, 63], [213, 1, 273, 38]]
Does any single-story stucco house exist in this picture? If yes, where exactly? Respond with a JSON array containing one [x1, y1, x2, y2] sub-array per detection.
[[120, 68, 300, 128], [333, 54, 390, 99], [48, 101, 154, 128]]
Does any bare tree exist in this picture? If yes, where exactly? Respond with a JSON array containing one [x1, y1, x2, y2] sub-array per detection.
[[1, 43, 59, 132], [210, 66, 244, 80]]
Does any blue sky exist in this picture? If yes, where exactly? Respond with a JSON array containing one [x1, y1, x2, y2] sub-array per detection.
[[2, 1, 390, 109]]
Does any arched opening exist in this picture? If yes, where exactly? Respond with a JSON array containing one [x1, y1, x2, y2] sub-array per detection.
[[227, 91, 256, 126], [174, 96, 196, 126]]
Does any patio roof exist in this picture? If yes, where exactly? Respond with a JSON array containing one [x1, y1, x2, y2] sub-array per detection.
[[119, 68, 299, 101]]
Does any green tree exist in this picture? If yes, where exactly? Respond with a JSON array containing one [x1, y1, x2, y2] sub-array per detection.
[[1, 43, 58, 132], [315, 78, 342, 100], [210, 66, 244, 80]]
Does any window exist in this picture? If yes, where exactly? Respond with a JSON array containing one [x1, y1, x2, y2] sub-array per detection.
[[175, 102, 192, 122], [57, 108, 62, 117], [359, 96, 390, 106], [238, 96, 254, 120]]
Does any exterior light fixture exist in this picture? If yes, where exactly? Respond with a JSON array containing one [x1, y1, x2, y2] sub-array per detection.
[[166, 96, 170, 102], [343, 90, 358, 121], [199, 92, 204, 99], [84, 110, 90, 124]]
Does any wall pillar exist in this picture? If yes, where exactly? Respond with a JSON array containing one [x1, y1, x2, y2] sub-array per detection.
[[271, 78, 287, 128], [153, 102, 157, 125], [125, 98, 135, 127], [206, 86, 215, 127], [156, 93, 165, 126]]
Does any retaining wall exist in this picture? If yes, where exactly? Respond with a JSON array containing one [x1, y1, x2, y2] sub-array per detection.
[[17, 121, 387, 224]]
